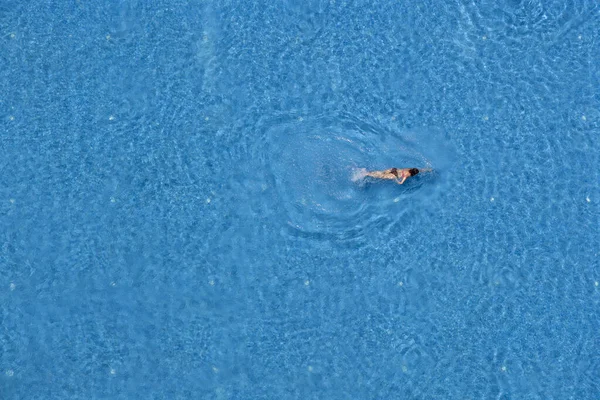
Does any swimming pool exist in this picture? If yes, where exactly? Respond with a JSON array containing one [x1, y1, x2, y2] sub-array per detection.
[[1, 1, 599, 398]]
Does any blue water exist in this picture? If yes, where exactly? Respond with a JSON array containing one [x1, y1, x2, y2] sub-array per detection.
[[1, 1, 599, 399]]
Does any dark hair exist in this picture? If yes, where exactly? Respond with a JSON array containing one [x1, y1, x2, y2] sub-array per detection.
[[409, 168, 419, 176], [390, 168, 399, 176]]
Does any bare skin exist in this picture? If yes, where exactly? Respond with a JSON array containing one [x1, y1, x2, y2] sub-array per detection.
[[359, 167, 431, 184]]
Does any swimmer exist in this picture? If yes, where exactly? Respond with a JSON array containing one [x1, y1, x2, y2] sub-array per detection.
[[352, 167, 430, 184]]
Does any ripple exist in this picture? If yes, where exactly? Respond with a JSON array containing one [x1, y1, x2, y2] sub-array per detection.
[[262, 112, 448, 243], [465, 0, 597, 43]]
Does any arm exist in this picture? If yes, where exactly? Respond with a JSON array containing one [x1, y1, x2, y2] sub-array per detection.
[[396, 177, 406, 185]]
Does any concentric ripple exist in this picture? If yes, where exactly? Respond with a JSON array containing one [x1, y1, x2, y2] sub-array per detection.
[[263, 113, 446, 242]]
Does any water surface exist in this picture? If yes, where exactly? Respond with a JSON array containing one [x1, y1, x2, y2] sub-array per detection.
[[1, 1, 599, 399]]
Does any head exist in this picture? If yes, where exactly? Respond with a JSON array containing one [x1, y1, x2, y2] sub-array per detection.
[[390, 168, 399, 176], [409, 168, 419, 176]]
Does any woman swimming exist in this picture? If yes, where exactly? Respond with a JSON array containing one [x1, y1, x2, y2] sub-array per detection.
[[352, 167, 428, 184]]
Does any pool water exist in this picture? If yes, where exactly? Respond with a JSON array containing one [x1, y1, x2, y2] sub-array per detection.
[[1, 1, 599, 399]]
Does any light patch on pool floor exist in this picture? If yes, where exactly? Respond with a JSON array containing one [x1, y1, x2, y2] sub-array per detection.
[[9, 283, 16, 291], [5, 369, 14, 377]]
